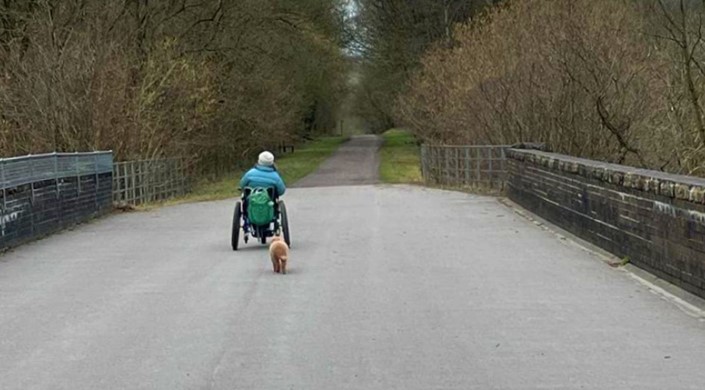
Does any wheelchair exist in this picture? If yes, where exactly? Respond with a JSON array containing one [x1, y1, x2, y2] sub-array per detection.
[[231, 186, 290, 251]]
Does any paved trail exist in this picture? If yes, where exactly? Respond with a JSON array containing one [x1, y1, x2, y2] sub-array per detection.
[[293, 134, 381, 187], [2, 136, 705, 389]]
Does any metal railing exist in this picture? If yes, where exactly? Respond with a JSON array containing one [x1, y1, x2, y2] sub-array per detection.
[[0, 152, 113, 250], [113, 158, 189, 206], [421, 145, 510, 189], [0, 152, 113, 189]]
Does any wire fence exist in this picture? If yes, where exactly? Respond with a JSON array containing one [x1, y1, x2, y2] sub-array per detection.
[[0, 152, 113, 250], [113, 158, 189, 206], [0, 146, 295, 250], [421, 145, 510, 189]]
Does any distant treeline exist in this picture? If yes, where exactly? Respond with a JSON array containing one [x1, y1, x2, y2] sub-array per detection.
[[355, 0, 705, 176], [0, 0, 348, 173]]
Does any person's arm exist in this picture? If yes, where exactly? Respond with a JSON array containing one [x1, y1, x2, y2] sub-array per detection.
[[275, 174, 286, 196], [239, 172, 249, 190]]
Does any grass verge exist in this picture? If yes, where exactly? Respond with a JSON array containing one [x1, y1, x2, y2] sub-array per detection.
[[379, 129, 422, 184], [138, 136, 347, 209]]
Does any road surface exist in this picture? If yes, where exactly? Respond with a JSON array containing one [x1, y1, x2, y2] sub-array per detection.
[[2, 136, 705, 389], [293, 134, 381, 187]]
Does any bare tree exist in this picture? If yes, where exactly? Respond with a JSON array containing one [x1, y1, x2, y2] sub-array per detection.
[[0, 0, 348, 175]]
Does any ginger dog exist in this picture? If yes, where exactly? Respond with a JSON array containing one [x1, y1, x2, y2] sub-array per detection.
[[269, 235, 289, 274]]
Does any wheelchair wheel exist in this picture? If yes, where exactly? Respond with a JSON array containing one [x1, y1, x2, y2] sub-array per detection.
[[259, 227, 267, 245], [231, 201, 242, 251], [280, 201, 291, 248]]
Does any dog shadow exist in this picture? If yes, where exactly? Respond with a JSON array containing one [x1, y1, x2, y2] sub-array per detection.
[[266, 267, 301, 276]]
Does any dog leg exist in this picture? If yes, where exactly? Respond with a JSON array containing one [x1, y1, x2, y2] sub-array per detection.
[[281, 258, 287, 275], [271, 255, 279, 273]]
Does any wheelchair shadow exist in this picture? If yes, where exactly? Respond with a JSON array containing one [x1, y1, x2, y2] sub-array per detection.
[[229, 239, 306, 253], [233, 244, 269, 252]]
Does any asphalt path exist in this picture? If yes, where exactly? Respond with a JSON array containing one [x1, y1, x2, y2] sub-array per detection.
[[2, 136, 705, 389], [293, 135, 381, 187]]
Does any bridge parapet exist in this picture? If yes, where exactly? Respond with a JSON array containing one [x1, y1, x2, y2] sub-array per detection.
[[0, 152, 114, 251], [507, 149, 705, 298]]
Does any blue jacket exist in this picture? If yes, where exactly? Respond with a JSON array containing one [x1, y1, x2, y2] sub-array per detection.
[[239, 165, 286, 196]]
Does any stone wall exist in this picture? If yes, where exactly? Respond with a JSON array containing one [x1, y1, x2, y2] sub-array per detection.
[[506, 149, 705, 298]]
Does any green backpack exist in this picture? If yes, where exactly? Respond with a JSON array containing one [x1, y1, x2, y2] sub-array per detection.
[[247, 188, 274, 226]]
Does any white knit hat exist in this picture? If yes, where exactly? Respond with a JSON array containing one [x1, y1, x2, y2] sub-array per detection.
[[258, 151, 275, 166]]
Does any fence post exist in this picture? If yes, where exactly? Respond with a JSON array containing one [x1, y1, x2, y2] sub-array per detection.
[[158, 160, 164, 201], [54, 154, 61, 226], [74, 153, 81, 194], [443, 147, 450, 185], [94, 154, 99, 212], [146, 160, 152, 202], [170, 159, 175, 197], [1, 160, 5, 234], [179, 158, 187, 195], [488, 148, 494, 188], [177, 158, 182, 195], [0, 160, 6, 241], [464, 147, 470, 185], [113, 162, 118, 204], [130, 161, 136, 205], [475, 148, 481, 185], [138, 161, 144, 203], [427, 147, 432, 184], [140, 160, 146, 204], [167, 159, 172, 198], [181, 159, 187, 194], [433, 147, 438, 184], [500, 147, 507, 190], [457, 147, 462, 185], [420, 145, 427, 183], [29, 157, 35, 235], [119, 162, 124, 204], [153, 160, 157, 202]]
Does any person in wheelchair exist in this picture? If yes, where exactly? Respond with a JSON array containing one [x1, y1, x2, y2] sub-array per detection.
[[239, 151, 286, 227]]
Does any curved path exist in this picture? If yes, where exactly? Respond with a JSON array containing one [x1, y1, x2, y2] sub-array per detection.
[[1, 136, 705, 389]]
